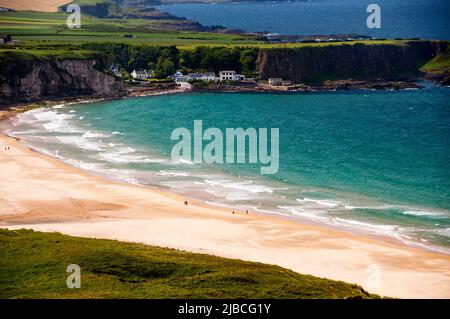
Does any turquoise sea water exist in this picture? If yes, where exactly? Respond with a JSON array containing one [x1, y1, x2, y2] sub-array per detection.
[[5, 85, 450, 252], [157, 0, 450, 39]]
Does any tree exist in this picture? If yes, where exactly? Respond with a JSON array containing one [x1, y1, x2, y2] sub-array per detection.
[[155, 58, 176, 78], [240, 49, 258, 74]]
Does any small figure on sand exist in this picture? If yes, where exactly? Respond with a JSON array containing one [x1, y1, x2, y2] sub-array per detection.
[[246, 210, 248, 215], [184, 201, 188, 206], [232, 211, 235, 215]]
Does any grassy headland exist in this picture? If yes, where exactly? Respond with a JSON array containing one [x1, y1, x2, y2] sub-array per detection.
[[0, 229, 377, 298], [421, 46, 450, 75]]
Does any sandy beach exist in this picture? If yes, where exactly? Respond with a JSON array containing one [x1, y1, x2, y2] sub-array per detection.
[[0, 0, 70, 12], [0, 130, 449, 298]]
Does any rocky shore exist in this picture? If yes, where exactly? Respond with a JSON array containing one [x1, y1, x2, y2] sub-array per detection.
[[190, 79, 423, 94], [0, 79, 430, 117]]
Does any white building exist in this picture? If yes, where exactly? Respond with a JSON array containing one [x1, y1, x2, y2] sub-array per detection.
[[174, 72, 218, 83], [188, 72, 217, 82], [268, 78, 283, 86], [131, 69, 154, 80], [178, 82, 192, 90], [110, 64, 121, 77], [173, 71, 183, 78], [219, 71, 245, 82]]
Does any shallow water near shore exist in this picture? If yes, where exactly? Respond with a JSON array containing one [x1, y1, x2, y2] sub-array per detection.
[[4, 85, 450, 253]]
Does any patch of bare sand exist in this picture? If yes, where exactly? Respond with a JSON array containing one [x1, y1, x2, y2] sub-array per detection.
[[0, 1, 70, 12]]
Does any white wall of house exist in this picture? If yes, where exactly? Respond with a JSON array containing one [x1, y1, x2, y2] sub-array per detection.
[[269, 78, 283, 86], [219, 71, 245, 82], [175, 72, 218, 83], [131, 69, 151, 80]]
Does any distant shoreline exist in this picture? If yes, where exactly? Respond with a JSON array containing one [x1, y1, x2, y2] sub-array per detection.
[[0, 78, 428, 114]]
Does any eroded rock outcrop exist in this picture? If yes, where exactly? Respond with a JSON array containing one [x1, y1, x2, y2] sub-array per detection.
[[0, 59, 125, 105]]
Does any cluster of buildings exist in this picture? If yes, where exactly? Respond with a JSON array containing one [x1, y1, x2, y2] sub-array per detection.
[[128, 69, 249, 84], [268, 78, 292, 86], [0, 34, 20, 45], [130, 69, 155, 80], [0, 7, 15, 12], [173, 70, 246, 84], [127, 68, 293, 88]]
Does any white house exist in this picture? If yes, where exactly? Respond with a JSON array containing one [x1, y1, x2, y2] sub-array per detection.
[[200, 72, 217, 82], [219, 70, 245, 82], [110, 64, 122, 77], [268, 78, 283, 86], [174, 72, 218, 83], [174, 75, 191, 83], [188, 72, 217, 82], [131, 69, 154, 80], [178, 82, 192, 90]]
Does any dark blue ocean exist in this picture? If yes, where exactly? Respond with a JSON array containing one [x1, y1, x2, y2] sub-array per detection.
[[157, 0, 450, 39]]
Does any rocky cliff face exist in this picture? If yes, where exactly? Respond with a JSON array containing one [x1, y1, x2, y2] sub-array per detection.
[[0, 59, 125, 105], [257, 41, 448, 84]]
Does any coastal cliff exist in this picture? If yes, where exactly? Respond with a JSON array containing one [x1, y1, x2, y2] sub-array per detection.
[[257, 41, 448, 84], [0, 57, 125, 105]]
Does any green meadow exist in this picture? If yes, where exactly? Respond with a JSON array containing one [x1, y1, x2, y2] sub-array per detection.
[[0, 10, 409, 49], [0, 10, 261, 47], [421, 46, 450, 75], [0, 229, 377, 298]]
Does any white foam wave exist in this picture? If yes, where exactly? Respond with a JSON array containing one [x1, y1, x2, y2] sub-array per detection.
[[204, 179, 273, 194], [401, 210, 447, 217], [435, 228, 450, 237], [157, 170, 190, 177], [82, 131, 109, 139], [334, 217, 403, 238], [29, 109, 82, 133], [56, 136, 106, 151], [98, 148, 165, 164], [174, 159, 194, 165], [278, 205, 329, 222], [297, 197, 340, 207], [344, 204, 394, 210]]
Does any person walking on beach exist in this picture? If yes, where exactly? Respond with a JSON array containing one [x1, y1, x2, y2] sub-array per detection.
[[184, 201, 188, 206]]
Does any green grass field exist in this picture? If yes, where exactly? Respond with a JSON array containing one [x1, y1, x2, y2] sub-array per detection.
[[0, 10, 261, 47], [0, 229, 377, 299], [420, 47, 450, 75], [0, 10, 410, 49]]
